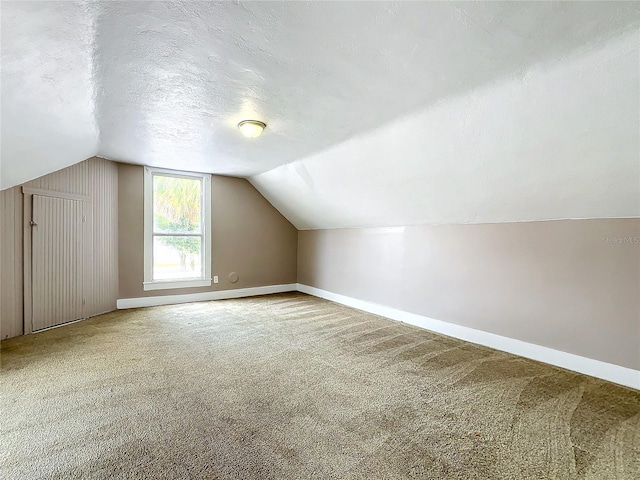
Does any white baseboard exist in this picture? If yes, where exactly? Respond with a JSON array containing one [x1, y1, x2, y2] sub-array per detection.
[[117, 284, 297, 309], [296, 284, 640, 390]]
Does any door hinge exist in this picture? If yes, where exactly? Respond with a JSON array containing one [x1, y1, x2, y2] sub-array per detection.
[[82, 298, 86, 305], [82, 215, 87, 223]]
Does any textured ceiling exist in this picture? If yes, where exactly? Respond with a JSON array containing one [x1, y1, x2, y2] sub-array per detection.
[[1, 1, 98, 189], [1, 1, 639, 227], [252, 30, 640, 229]]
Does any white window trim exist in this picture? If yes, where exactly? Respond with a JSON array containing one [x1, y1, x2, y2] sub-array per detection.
[[143, 167, 212, 291]]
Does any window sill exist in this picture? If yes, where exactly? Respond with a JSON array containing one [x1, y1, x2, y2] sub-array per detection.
[[143, 279, 212, 291]]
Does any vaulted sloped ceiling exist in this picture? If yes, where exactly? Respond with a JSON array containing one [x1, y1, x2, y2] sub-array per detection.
[[1, 1, 99, 189], [253, 30, 640, 229], [2, 1, 639, 228]]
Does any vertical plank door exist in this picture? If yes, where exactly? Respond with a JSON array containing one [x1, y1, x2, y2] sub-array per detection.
[[31, 195, 84, 331]]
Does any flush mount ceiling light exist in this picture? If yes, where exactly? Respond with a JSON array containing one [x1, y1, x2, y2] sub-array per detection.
[[238, 120, 266, 138]]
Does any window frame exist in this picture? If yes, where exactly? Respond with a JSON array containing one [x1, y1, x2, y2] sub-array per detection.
[[143, 167, 212, 291]]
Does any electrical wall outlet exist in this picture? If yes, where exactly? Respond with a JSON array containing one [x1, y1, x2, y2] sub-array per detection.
[[213, 276, 219, 284]]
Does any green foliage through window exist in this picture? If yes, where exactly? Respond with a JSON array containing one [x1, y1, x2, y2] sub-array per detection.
[[153, 175, 202, 273]]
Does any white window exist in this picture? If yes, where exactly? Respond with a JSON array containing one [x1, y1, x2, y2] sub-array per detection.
[[143, 167, 211, 290]]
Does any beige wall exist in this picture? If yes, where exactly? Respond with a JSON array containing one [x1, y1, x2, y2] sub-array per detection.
[[0, 187, 24, 339], [5, 159, 636, 374], [298, 219, 640, 370], [0, 157, 119, 339], [118, 164, 297, 299]]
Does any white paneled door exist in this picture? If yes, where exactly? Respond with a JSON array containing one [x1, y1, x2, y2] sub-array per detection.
[[31, 195, 85, 331]]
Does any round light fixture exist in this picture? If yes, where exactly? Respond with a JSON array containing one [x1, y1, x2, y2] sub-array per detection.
[[238, 120, 266, 138]]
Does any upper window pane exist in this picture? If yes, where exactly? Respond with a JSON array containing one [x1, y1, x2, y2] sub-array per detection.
[[153, 175, 202, 234]]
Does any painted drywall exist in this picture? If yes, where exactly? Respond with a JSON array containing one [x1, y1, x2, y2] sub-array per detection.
[[298, 219, 640, 370], [3, 1, 640, 190], [118, 164, 297, 300], [252, 30, 640, 229], [0, 157, 118, 339]]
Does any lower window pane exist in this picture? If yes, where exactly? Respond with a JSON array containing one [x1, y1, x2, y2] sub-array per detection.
[[153, 236, 202, 280]]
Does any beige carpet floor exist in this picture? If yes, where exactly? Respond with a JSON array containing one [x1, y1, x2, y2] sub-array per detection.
[[1, 292, 639, 479]]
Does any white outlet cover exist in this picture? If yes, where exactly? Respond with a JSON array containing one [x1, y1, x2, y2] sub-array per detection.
[[213, 276, 219, 284]]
